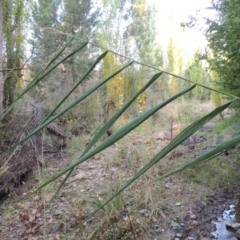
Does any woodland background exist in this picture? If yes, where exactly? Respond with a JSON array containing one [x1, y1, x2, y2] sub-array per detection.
[[1, 0, 240, 239]]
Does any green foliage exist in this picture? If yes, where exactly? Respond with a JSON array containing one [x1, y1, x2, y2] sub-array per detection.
[[210, 70, 224, 109], [188, 51, 211, 100], [63, 0, 100, 35], [96, 0, 163, 118], [3, 0, 25, 108], [27, 0, 106, 152], [124, 0, 163, 115], [2, 1, 240, 238], [126, 0, 160, 63], [184, 156, 240, 188], [1, 35, 239, 238], [30, 0, 100, 101], [31, 0, 62, 62], [204, 0, 240, 103]]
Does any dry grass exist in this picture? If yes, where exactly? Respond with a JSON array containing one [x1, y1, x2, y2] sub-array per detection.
[[1, 99, 240, 239]]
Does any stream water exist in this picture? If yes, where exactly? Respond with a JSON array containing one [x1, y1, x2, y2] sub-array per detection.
[[212, 204, 236, 239], [212, 198, 240, 240]]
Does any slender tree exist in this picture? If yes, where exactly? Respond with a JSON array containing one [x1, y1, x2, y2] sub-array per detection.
[[3, 0, 25, 109], [31, 0, 62, 70], [29, 0, 68, 103], [125, 0, 162, 65], [124, 0, 163, 113], [62, 0, 100, 82], [0, 0, 3, 119], [96, 0, 131, 117]]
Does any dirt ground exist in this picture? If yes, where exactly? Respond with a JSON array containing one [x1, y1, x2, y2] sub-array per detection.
[[179, 183, 240, 240], [0, 138, 240, 240]]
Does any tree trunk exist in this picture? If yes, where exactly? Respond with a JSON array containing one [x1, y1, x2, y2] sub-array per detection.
[[0, 0, 4, 121]]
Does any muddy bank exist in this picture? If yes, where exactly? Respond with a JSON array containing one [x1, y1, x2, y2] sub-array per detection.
[[176, 182, 240, 240]]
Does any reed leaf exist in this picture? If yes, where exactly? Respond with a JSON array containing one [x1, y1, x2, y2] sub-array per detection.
[[2, 33, 238, 240], [1, 62, 134, 157], [157, 132, 240, 181], [33, 84, 195, 192], [43, 50, 108, 122], [51, 71, 163, 200], [82, 71, 163, 155], [63, 99, 234, 238], [2, 41, 87, 117]]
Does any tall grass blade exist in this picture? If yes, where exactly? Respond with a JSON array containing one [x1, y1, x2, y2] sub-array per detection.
[[33, 84, 195, 192], [1, 62, 134, 157], [62, 99, 234, 238], [2, 40, 87, 116], [82, 71, 163, 155], [118, 99, 234, 187], [31, 42, 88, 89], [157, 133, 240, 180], [43, 50, 108, 121], [51, 71, 163, 201]]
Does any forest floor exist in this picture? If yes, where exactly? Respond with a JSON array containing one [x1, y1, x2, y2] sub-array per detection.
[[1, 123, 240, 240]]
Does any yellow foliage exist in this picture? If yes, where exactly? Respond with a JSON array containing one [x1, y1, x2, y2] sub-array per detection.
[[0, 166, 8, 177], [133, 3, 147, 17], [17, 80, 24, 91], [210, 71, 223, 108], [169, 76, 178, 95], [102, 53, 125, 115]]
